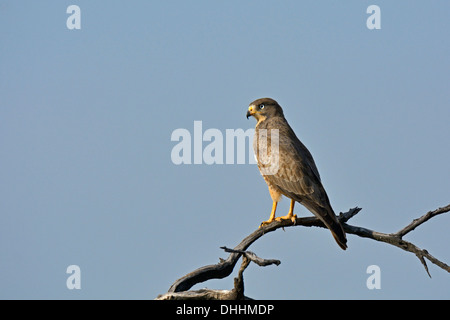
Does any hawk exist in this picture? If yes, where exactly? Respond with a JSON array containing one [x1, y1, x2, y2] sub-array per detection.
[[246, 98, 347, 250]]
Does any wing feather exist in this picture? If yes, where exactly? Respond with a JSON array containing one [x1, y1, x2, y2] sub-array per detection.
[[255, 117, 328, 208], [253, 110, 347, 249]]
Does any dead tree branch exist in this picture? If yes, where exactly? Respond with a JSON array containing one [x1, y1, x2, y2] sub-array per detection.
[[220, 247, 281, 267], [156, 248, 278, 300], [158, 204, 450, 299], [341, 204, 450, 277]]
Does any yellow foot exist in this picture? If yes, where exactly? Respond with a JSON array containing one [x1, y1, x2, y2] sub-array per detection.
[[259, 214, 297, 228], [275, 214, 298, 224], [259, 218, 275, 228]]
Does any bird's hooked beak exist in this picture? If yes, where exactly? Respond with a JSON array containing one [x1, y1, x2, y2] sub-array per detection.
[[246, 105, 255, 119]]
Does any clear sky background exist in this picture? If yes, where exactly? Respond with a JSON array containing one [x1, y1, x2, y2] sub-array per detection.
[[1, 1, 449, 299]]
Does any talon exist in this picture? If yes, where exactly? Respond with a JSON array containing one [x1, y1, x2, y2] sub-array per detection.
[[274, 214, 297, 224], [259, 219, 274, 228]]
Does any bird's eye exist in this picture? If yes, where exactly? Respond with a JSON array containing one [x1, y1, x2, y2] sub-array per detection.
[[259, 104, 265, 110]]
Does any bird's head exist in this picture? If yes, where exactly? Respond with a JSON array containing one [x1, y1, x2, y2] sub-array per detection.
[[246, 98, 284, 122]]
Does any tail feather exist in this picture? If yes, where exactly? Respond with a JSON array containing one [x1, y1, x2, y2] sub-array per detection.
[[304, 201, 348, 250], [330, 221, 347, 250]]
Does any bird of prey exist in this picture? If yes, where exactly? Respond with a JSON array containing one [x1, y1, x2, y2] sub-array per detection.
[[246, 98, 347, 250]]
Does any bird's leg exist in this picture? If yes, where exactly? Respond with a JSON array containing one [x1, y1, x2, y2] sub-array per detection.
[[259, 201, 278, 227], [275, 199, 297, 224]]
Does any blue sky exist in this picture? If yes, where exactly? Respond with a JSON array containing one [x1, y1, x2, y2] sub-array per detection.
[[1, 1, 449, 299]]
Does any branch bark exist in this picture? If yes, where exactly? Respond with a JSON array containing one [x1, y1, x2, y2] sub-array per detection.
[[341, 204, 450, 277], [157, 248, 278, 300], [159, 204, 450, 298], [220, 247, 281, 267]]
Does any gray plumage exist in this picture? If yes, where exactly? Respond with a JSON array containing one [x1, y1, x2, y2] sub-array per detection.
[[247, 97, 347, 250]]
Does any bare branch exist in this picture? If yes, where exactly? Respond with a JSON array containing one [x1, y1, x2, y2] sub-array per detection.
[[340, 205, 450, 277], [162, 204, 450, 298], [220, 247, 281, 267], [342, 223, 449, 277], [158, 248, 278, 300], [156, 288, 238, 300], [395, 204, 450, 238]]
